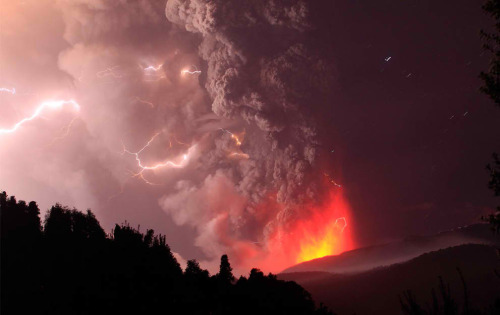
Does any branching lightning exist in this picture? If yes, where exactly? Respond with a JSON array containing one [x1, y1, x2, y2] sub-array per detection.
[[121, 132, 194, 184], [0, 100, 80, 135]]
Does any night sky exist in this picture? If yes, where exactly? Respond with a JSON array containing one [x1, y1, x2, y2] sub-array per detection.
[[329, 0, 499, 244], [0, 0, 498, 273]]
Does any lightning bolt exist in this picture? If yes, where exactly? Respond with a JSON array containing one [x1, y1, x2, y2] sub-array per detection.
[[143, 64, 163, 72], [131, 172, 162, 186], [181, 70, 202, 75], [122, 132, 194, 183], [142, 64, 166, 82], [48, 117, 79, 146], [96, 66, 123, 79], [181, 65, 201, 76], [133, 97, 155, 108], [0, 87, 16, 94], [0, 100, 80, 135]]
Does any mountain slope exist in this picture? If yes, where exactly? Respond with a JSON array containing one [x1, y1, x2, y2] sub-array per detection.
[[282, 224, 498, 274], [279, 244, 500, 315]]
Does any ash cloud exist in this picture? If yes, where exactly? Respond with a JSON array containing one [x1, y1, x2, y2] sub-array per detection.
[[1, 0, 340, 272], [162, 0, 340, 268], [57, 0, 341, 269]]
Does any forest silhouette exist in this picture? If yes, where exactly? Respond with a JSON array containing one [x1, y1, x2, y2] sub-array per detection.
[[0, 191, 334, 315]]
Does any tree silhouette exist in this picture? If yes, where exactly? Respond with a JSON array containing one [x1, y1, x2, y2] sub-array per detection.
[[485, 153, 500, 233], [217, 254, 235, 284], [480, 0, 500, 234], [0, 192, 42, 314], [186, 259, 210, 279], [480, 0, 500, 107], [1, 191, 333, 314]]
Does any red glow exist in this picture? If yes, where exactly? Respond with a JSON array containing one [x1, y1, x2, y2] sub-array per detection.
[[279, 192, 353, 266], [239, 191, 354, 274], [292, 193, 352, 264]]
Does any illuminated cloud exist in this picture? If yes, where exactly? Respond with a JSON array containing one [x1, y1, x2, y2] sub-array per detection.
[[1, 0, 350, 274]]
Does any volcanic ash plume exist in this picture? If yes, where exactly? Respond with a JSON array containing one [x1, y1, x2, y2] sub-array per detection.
[[162, 0, 349, 272], [0, 0, 352, 273]]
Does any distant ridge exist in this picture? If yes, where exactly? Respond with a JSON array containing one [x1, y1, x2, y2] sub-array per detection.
[[279, 244, 500, 315], [282, 223, 498, 274]]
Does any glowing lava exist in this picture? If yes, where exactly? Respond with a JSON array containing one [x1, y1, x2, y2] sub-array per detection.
[[296, 216, 347, 263], [0, 100, 80, 135], [259, 191, 353, 271], [293, 193, 352, 263]]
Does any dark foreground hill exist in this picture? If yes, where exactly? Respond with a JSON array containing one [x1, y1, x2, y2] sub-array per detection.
[[282, 224, 498, 274], [279, 244, 500, 315]]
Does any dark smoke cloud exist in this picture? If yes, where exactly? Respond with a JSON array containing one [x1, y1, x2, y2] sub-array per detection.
[[165, 0, 337, 203], [55, 0, 343, 268], [161, 0, 341, 268]]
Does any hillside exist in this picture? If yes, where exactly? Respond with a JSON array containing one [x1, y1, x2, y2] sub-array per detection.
[[282, 224, 498, 274], [279, 244, 500, 315]]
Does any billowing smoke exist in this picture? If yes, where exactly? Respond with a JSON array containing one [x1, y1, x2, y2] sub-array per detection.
[[161, 0, 342, 270], [1, 0, 346, 273]]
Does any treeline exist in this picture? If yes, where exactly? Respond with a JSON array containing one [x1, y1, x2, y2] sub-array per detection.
[[0, 191, 333, 315]]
